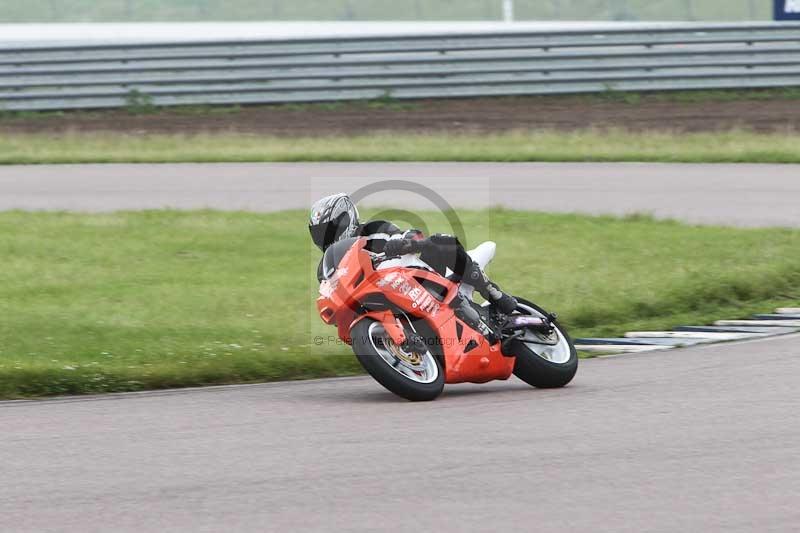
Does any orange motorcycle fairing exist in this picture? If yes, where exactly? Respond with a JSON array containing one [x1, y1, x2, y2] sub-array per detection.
[[349, 310, 406, 347], [316, 238, 515, 384]]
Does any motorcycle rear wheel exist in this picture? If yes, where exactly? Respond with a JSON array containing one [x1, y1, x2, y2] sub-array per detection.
[[508, 297, 578, 388], [350, 318, 445, 402]]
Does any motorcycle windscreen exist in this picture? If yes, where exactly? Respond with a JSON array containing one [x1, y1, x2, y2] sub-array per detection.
[[321, 237, 359, 280]]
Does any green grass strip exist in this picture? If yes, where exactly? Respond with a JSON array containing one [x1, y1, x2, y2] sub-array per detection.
[[1, 129, 799, 164], [1, 209, 798, 398]]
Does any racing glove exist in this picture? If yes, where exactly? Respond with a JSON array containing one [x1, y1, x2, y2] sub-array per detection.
[[384, 238, 422, 257]]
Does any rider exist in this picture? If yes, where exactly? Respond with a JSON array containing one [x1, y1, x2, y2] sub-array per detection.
[[308, 193, 517, 315]]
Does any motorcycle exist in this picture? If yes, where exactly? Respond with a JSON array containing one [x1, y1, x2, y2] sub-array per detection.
[[316, 236, 578, 401]]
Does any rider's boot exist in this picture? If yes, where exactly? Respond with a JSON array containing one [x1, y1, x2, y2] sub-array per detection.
[[465, 262, 518, 314], [449, 293, 498, 343]]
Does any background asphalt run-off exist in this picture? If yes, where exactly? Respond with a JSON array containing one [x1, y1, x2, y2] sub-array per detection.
[[1, 162, 799, 227]]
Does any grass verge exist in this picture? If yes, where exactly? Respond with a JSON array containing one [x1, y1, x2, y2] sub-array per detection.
[[1, 209, 798, 399], [1, 128, 799, 164]]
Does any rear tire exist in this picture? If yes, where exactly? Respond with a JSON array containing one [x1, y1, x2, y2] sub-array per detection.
[[509, 298, 578, 389], [351, 318, 445, 402]]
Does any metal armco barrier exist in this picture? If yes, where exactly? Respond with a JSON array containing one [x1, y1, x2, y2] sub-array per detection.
[[2, 23, 800, 111]]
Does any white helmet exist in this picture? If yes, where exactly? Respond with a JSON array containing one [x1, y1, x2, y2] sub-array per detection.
[[308, 193, 360, 251]]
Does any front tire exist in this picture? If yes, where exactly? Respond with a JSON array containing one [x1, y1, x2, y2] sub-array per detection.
[[508, 297, 578, 388], [350, 318, 445, 401]]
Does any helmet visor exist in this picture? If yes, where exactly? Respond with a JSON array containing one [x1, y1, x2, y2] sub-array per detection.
[[309, 212, 351, 250]]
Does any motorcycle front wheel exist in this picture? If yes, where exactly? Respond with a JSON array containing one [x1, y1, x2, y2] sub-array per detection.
[[350, 318, 445, 402], [507, 297, 578, 388]]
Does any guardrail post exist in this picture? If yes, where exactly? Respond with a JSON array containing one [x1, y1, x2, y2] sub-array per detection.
[[502, 0, 514, 22]]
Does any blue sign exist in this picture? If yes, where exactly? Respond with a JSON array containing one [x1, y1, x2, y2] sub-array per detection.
[[775, 0, 800, 19]]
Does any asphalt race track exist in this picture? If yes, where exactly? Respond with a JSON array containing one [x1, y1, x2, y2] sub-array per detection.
[[2, 334, 799, 532], [2, 162, 799, 532], [1, 162, 799, 227]]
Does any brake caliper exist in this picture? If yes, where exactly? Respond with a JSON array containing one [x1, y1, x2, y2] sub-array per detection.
[[400, 332, 429, 355]]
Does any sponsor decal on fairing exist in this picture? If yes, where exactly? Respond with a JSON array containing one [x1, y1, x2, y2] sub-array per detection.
[[377, 273, 441, 317]]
